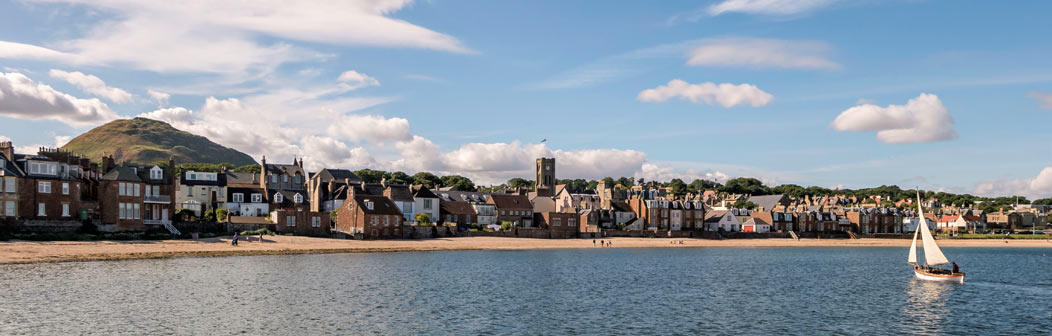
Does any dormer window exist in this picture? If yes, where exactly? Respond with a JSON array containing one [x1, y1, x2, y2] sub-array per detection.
[[294, 193, 303, 204], [274, 193, 284, 203], [251, 193, 262, 203], [364, 200, 374, 210], [150, 166, 163, 180]]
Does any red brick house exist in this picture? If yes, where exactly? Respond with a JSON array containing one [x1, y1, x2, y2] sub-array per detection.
[[488, 194, 534, 227], [272, 209, 330, 236], [439, 200, 477, 229], [14, 149, 88, 221], [335, 186, 404, 239]]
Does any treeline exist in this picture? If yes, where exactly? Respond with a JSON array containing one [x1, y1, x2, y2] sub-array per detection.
[[351, 169, 476, 191], [149, 162, 260, 175]]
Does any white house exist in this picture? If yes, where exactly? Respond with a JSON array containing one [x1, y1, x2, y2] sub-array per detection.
[[742, 217, 771, 233], [225, 187, 268, 216], [704, 210, 741, 232], [412, 186, 440, 224]]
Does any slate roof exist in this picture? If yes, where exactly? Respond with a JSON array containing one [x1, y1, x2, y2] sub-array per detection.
[[704, 210, 728, 222], [270, 190, 306, 207], [747, 194, 789, 212], [102, 165, 144, 182], [225, 172, 258, 186], [412, 185, 439, 199], [353, 195, 403, 215], [264, 163, 305, 176], [489, 194, 532, 210], [440, 201, 477, 215], [611, 201, 633, 212], [437, 191, 490, 203], [228, 187, 266, 202], [0, 154, 24, 177]]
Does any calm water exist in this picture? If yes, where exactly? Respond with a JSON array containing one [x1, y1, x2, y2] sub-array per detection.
[[2, 247, 1051, 335]]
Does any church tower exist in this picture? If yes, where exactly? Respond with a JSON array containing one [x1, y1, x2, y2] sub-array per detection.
[[536, 157, 555, 196]]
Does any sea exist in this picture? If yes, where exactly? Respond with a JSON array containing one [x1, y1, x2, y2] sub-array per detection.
[[1, 246, 1050, 335]]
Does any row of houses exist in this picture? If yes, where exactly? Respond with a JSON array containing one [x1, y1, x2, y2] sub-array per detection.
[[1, 143, 1046, 238]]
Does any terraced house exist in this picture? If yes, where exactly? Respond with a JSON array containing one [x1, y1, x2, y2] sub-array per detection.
[[14, 148, 92, 221], [0, 142, 22, 220]]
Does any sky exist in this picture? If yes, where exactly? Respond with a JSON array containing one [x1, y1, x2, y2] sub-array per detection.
[[0, 0, 1050, 198]]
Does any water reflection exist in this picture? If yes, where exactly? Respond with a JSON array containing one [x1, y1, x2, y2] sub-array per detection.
[[903, 277, 959, 334]]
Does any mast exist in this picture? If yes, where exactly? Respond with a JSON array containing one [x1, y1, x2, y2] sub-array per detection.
[[916, 191, 950, 266]]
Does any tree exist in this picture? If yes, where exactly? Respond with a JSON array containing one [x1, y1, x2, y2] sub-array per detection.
[[415, 213, 432, 226], [233, 164, 260, 173], [507, 178, 534, 189], [720, 178, 770, 195], [1033, 198, 1052, 206], [772, 184, 806, 198], [586, 180, 600, 190], [732, 200, 757, 210], [637, 178, 645, 186], [215, 208, 229, 222], [601, 177, 616, 186], [412, 172, 442, 188], [441, 175, 476, 191], [688, 179, 721, 193], [384, 171, 411, 185], [617, 176, 634, 187], [669, 178, 688, 196], [354, 169, 386, 183], [330, 209, 338, 222], [557, 178, 589, 191]]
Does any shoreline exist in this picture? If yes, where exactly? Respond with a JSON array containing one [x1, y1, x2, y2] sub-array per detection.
[[1, 236, 1050, 265]]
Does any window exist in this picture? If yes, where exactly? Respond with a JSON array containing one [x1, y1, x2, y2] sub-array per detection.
[[283, 175, 288, 183], [186, 186, 193, 196], [233, 193, 244, 203], [119, 182, 126, 196], [151, 167, 162, 180], [189, 173, 196, 180], [294, 193, 303, 204], [145, 185, 151, 197], [311, 216, 321, 227], [287, 216, 296, 226], [365, 201, 374, 210], [423, 199, 433, 210], [251, 194, 262, 203], [271, 175, 277, 183], [4, 201, 13, 216], [29, 162, 57, 175], [384, 216, 390, 226], [501, 210, 506, 216], [371, 217, 378, 225], [134, 203, 141, 219], [119, 203, 127, 219], [38, 203, 45, 216], [294, 176, 301, 184], [38, 182, 51, 193], [153, 186, 160, 197], [217, 189, 223, 197], [553, 218, 561, 226], [4, 177, 14, 193], [133, 184, 140, 197], [274, 193, 284, 203], [62, 204, 70, 217], [200, 187, 206, 196]]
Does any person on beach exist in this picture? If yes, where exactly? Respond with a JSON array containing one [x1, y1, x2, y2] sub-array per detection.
[[260, 232, 264, 243], [232, 232, 239, 246], [600, 240, 605, 247], [593, 239, 596, 247]]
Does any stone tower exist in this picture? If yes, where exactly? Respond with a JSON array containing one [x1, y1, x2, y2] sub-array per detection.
[[536, 157, 555, 196]]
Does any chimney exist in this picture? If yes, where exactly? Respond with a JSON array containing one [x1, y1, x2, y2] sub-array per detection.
[[298, 157, 303, 168], [259, 155, 267, 189], [348, 180, 357, 199], [327, 179, 334, 198], [0, 141, 13, 161], [102, 155, 116, 173]]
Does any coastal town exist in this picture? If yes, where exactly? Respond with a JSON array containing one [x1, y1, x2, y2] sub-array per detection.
[[1, 140, 1048, 242]]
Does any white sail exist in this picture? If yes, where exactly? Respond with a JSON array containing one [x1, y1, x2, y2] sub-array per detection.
[[916, 192, 950, 266], [907, 223, 919, 264]]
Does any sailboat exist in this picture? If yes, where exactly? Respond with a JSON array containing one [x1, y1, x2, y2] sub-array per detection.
[[908, 191, 964, 283]]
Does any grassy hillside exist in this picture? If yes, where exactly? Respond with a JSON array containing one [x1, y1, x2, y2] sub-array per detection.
[[61, 117, 256, 166]]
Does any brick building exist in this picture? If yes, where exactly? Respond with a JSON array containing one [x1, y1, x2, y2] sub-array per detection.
[[14, 149, 89, 221], [98, 157, 177, 231], [272, 209, 330, 236], [335, 186, 404, 239], [0, 142, 22, 219], [488, 194, 534, 227], [438, 200, 477, 229]]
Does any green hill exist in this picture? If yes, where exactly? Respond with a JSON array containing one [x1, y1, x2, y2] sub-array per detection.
[[61, 117, 256, 166]]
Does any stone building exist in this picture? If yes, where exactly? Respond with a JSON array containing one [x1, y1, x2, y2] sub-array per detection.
[[335, 186, 404, 239], [535, 157, 555, 197]]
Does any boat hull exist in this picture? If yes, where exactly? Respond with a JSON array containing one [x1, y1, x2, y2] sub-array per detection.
[[914, 268, 965, 283]]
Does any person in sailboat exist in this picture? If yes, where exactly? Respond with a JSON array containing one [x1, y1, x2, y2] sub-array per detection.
[[952, 262, 959, 274]]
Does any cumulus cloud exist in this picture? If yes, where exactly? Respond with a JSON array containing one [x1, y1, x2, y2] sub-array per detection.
[[298, 135, 375, 170], [973, 167, 1052, 199], [707, 0, 839, 16], [686, 38, 840, 70], [638, 79, 773, 108], [48, 69, 132, 103], [338, 70, 380, 89], [0, 72, 119, 127], [1028, 92, 1052, 109], [0, 1, 470, 76], [830, 93, 957, 144], [148, 89, 170, 105], [328, 114, 412, 143]]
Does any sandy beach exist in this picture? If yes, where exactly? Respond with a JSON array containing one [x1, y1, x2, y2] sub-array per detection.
[[1, 236, 1050, 264]]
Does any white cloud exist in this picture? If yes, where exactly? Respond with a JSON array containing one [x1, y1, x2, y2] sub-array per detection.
[[973, 167, 1052, 199], [707, 0, 839, 16], [0, 1, 470, 76], [686, 38, 840, 70], [148, 89, 170, 105], [1028, 92, 1052, 109], [830, 93, 958, 144], [0, 72, 119, 128], [338, 70, 381, 90], [53, 135, 72, 147], [638, 79, 773, 108], [298, 135, 375, 170], [48, 69, 132, 103], [328, 114, 412, 143]]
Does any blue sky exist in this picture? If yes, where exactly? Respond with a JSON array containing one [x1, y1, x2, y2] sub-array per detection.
[[0, 0, 1050, 198]]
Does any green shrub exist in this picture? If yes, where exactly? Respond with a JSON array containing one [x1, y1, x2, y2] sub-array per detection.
[[239, 228, 275, 236], [500, 221, 512, 231], [215, 208, 229, 222]]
